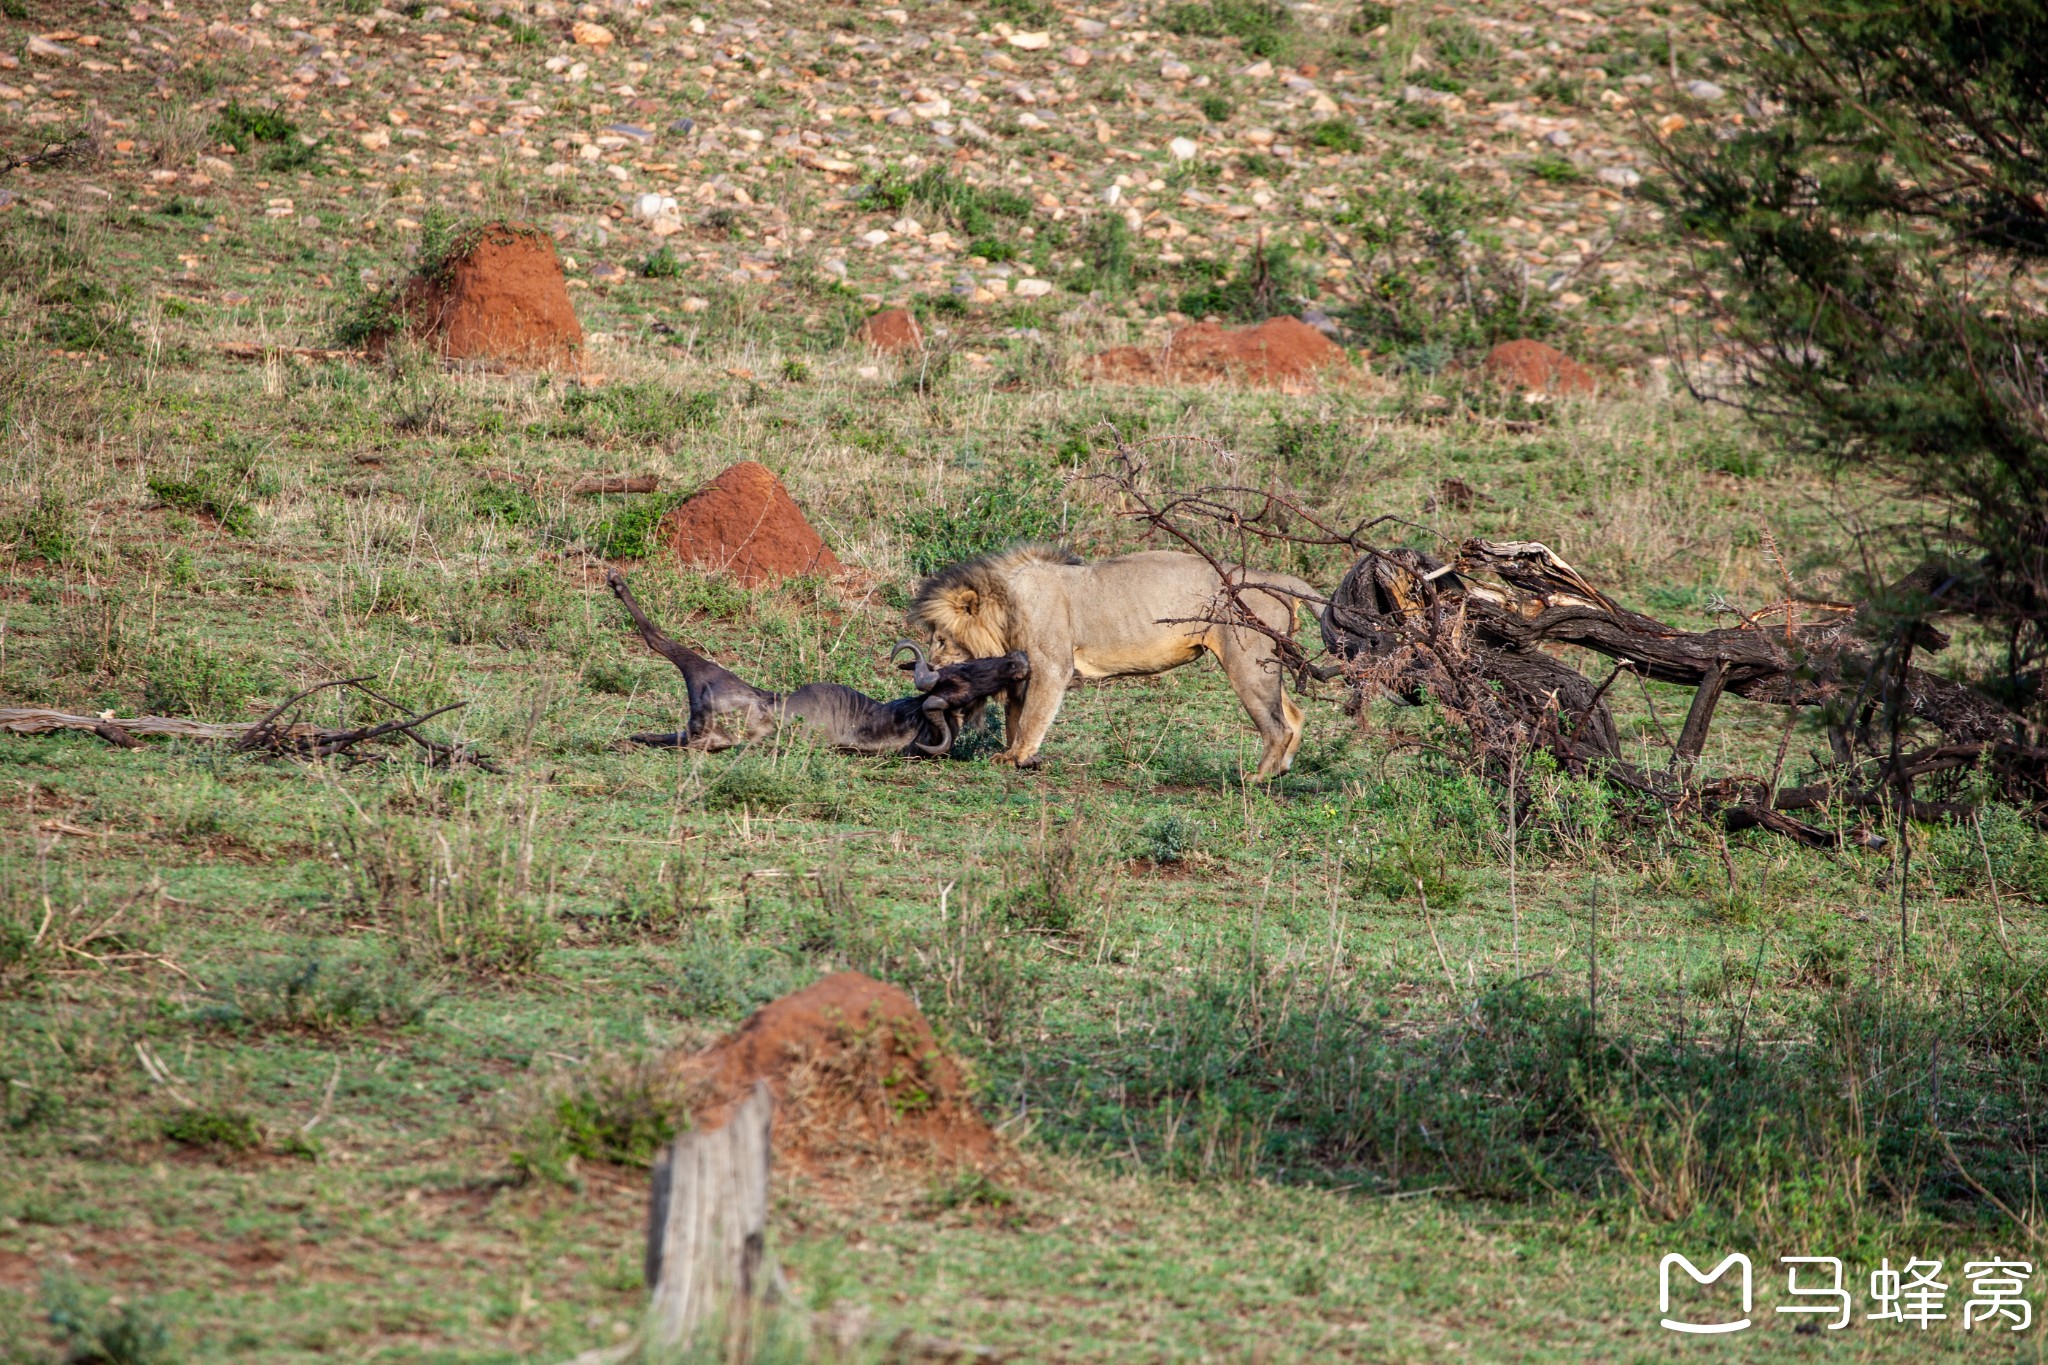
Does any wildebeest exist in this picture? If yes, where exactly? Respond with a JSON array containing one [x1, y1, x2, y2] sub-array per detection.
[[607, 569, 1027, 756]]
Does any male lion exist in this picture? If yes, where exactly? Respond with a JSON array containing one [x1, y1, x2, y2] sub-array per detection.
[[909, 545, 1315, 779]]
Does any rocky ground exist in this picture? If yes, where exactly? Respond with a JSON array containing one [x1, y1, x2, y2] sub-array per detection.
[[6, 0, 1741, 373]]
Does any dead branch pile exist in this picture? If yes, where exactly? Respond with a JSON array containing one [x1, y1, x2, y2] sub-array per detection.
[[0, 677, 498, 770], [1083, 434, 2044, 847], [1319, 539, 2044, 844]]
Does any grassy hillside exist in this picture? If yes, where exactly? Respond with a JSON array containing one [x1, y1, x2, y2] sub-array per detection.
[[4, 0, 2047, 1360]]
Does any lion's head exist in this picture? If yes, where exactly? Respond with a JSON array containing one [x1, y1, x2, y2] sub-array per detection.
[[908, 543, 1079, 663]]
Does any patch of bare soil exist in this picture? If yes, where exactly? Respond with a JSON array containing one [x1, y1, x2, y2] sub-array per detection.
[[658, 460, 843, 587], [1087, 315, 1347, 391], [383, 221, 583, 369], [673, 972, 996, 1182]]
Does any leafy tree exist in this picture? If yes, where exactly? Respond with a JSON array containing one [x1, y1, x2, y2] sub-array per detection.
[[1657, 0, 2048, 726]]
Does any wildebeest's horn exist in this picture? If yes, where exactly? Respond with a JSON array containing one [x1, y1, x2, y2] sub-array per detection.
[[911, 707, 954, 756], [891, 639, 941, 690]]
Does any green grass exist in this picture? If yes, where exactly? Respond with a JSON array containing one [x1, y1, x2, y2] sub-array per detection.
[[0, 88, 2041, 1364]]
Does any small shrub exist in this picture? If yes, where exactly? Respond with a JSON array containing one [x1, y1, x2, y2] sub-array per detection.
[[160, 1105, 264, 1154], [1349, 837, 1467, 908], [262, 135, 326, 174], [42, 1277, 173, 1365], [582, 657, 640, 696], [8, 487, 77, 563], [1141, 812, 1199, 864], [186, 956, 435, 1035], [780, 358, 810, 383], [511, 1055, 690, 1185], [208, 100, 297, 151], [337, 803, 558, 977], [588, 490, 687, 560], [1176, 238, 1317, 322], [641, 245, 684, 278], [1528, 154, 1582, 183], [1161, 0, 1291, 59], [147, 470, 253, 535], [1070, 213, 1136, 296], [1200, 93, 1235, 122], [928, 1169, 1017, 1211], [1426, 15, 1494, 70], [1001, 803, 1117, 937], [470, 479, 538, 525], [142, 639, 277, 719], [968, 235, 1019, 262], [1305, 119, 1364, 152], [561, 382, 717, 444], [895, 459, 1066, 576]]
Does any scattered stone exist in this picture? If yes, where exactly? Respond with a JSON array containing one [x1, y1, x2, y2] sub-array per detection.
[[381, 220, 583, 369], [570, 20, 613, 46], [853, 306, 923, 354], [1482, 339, 1598, 395], [1087, 315, 1348, 391], [1685, 79, 1726, 101], [1160, 59, 1191, 80], [658, 461, 843, 586], [196, 155, 234, 179], [1169, 136, 1198, 162], [1007, 30, 1049, 50], [1062, 45, 1090, 67], [1597, 166, 1642, 189], [1013, 278, 1053, 298]]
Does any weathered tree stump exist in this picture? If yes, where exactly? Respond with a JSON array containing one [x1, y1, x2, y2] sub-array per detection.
[[643, 1080, 776, 1356]]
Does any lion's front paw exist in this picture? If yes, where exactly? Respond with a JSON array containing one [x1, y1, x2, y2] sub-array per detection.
[[990, 752, 1020, 767]]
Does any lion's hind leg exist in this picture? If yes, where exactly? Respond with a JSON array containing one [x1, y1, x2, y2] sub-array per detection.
[[1214, 622, 1304, 781]]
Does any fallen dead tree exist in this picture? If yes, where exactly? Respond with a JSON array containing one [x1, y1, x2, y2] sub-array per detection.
[[1322, 539, 2044, 845], [0, 677, 499, 770], [1082, 435, 2044, 847]]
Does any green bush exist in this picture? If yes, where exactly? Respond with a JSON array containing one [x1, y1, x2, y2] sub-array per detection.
[[1069, 213, 1136, 296], [147, 469, 254, 536], [1199, 93, 1235, 122], [588, 490, 687, 560], [1305, 119, 1364, 152], [560, 382, 717, 444], [208, 100, 297, 151], [8, 487, 77, 563], [641, 245, 684, 278], [511, 1056, 689, 1185], [895, 459, 1066, 577], [186, 956, 436, 1035], [1176, 238, 1318, 322], [470, 479, 538, 525], [1161, 0, 1290, 59], [42, 1278, 173, 1365], [143, 639, 278, 719], [161, 1106, 264, 1154]]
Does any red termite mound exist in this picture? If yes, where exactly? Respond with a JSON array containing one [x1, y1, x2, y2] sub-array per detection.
[[853, 307, 924, 355], [1481, 339, 1598, 395], [1087, 315, 1345, 391], [676, 972, 996, 1177], [384, 221, 583, 369], [658, 461, 842, 586]]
